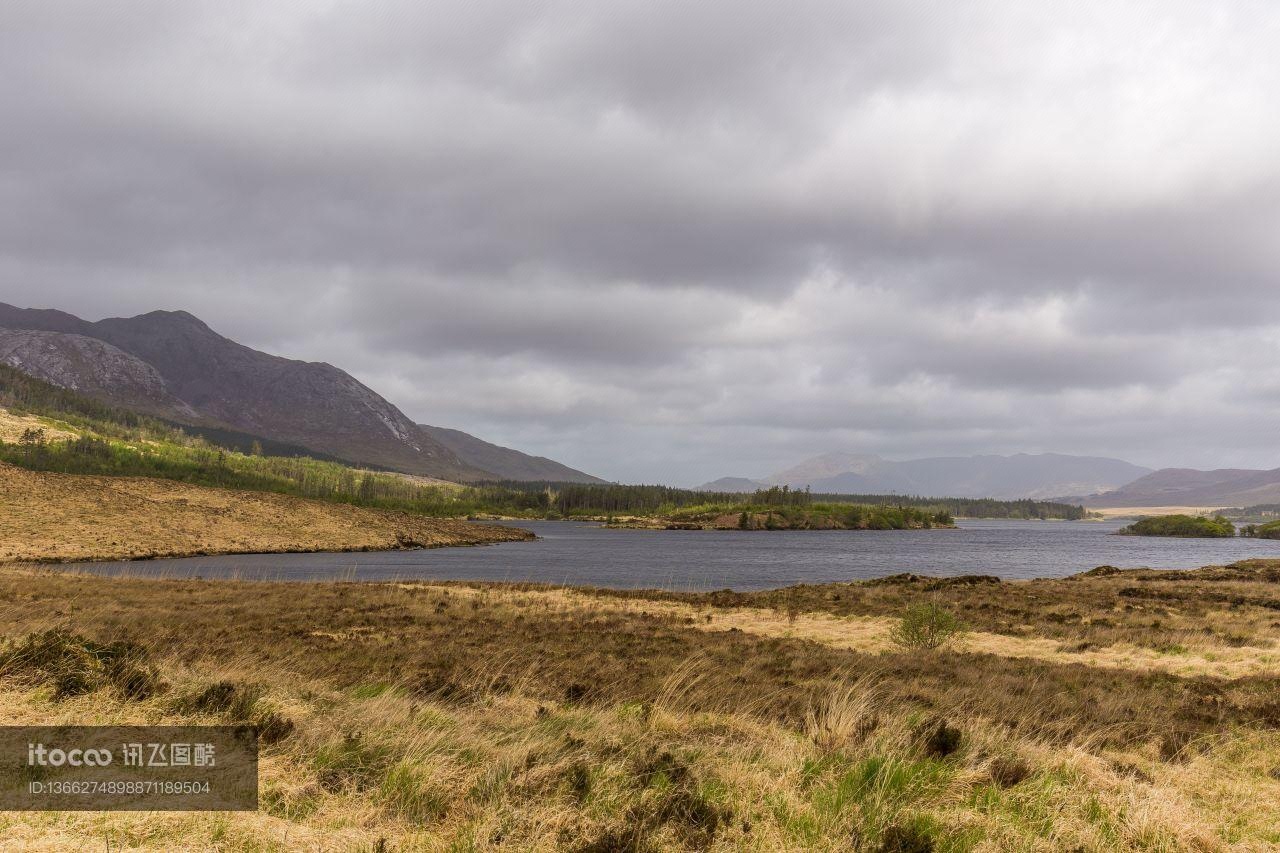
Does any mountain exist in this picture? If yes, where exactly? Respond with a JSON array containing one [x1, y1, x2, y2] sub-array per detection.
[[419, 425, 605, 484], [694, 477, 769, 493], [0, 304, 479, 480], [0, 328, 197, 418], [768, 452, 884, 485], [0, 303, 601, 483], [847, 453, 1151, 500], [800, 471, 881, 493], [1082, 467, 1280, 508], [704, 451, 1151, 500]]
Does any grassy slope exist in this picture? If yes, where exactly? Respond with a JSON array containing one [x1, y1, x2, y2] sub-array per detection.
[[0, 408, 77, 444], [0, 404, 501, 514], [0, 563, 1278, 849], [0, 461, 530, 563], [0, 361, 515, 516]]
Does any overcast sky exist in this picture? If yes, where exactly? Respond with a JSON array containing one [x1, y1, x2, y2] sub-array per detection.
[[2, 2, 1279, 485]]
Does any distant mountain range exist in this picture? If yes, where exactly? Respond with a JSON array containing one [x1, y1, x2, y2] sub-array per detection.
[[0, 303, 603, 484], [1079, 467, 1280, 508], [698, 451, 1151, 500]]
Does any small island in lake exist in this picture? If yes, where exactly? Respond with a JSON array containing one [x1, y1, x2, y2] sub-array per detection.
[[1117, 514, 1235, 538], [557, 484, 1082, 530], [608, 501, 955, 531], [1241, 519, 1280, 539]]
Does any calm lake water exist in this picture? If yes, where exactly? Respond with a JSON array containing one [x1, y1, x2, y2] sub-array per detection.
[[68, 519, 1280, 590]]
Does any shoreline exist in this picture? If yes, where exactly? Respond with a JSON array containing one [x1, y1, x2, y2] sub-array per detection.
[[1, 532, 533, 567], [0, 461, 533, 564]]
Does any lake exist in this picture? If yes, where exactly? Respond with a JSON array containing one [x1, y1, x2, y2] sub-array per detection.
[[67, 518, 1280, 590]]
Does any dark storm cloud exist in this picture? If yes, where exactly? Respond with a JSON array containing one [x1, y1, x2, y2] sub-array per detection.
[[2, 0, 1279, 483]]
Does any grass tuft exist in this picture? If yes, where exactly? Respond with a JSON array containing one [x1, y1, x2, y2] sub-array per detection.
[[0, 629, 163, 700]]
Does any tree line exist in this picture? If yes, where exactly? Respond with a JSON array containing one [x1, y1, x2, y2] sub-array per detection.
[[491, 482, 1085, 520]]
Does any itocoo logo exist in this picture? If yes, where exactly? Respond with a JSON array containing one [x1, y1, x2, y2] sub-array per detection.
[[27, 743, 113, 767]]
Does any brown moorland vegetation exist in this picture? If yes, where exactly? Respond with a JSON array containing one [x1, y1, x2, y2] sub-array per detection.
[[0, 561, 1278, 849], [588, 561, 1280, 659], [0, 461, 531, 563]]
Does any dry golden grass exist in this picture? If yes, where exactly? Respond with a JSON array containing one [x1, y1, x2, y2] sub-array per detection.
[[0, 408, 77, 444], [1, 564, 1279, 850], [550, 594, 1280, 679], [368, 468, 465, 491], [612, 587, 1275, 680], [0, 638, 1276, 851], [1090, 506, 1229, 519], [0, 461, 530, 563], [591, 562, 1280, 666]]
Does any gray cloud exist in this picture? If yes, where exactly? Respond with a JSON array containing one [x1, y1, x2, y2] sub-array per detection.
[[2, 0, 1280, 484]]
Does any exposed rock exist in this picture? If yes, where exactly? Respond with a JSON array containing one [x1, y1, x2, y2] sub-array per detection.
[[0, 328, 195, 417]]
